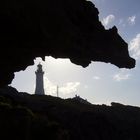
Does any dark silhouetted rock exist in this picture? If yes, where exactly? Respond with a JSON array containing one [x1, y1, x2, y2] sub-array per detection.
[[0, 0, 135, 87], [0, 87, 140, 140]]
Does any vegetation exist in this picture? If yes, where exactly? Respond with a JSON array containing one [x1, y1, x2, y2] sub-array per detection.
[[0, 87, 140, 139]]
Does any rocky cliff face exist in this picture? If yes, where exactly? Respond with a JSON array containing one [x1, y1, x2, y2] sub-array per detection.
[[0, 0, 135, 87], [0, 86, 140, 140]]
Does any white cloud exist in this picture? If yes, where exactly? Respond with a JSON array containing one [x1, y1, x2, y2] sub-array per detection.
[[102, 14, 115, 28], [59, 82, 80, 95], [114, 73, 130, 82], [118, 19, 126, 27], [44, 76, 57, 95], [129, 34, 140, 59], [128, 15, 136, 25], [44, 76, 80, 96], [84, 85, 88, 89], [113, 69, 131, 82], [93, 76, 100, 80], [118, 19, 123, 25]]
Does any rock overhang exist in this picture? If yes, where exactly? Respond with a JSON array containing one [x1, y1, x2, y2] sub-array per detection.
[[0, 0, 135, 87]]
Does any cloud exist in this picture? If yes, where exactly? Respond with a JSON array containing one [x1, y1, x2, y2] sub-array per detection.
[[128, 15, 136, 25], [44, 76, 80, 96], [84, 85, 88, 89], [129, 33, 140, 59], [118, 19, 123, 25], [113, 73, 130, 82], [118, 16, 136, 27], [93, 76, 100, 80], [102, 14, 115, 28], [44, 76, 57, 95], [118, 19, 126, 27], [113, 69, 131, 82], [59, 82, 80, 95]]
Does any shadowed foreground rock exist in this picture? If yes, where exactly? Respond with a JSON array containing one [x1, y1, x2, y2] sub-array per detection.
[[0, 0, 135, 87], [0, 86, 140, 140]]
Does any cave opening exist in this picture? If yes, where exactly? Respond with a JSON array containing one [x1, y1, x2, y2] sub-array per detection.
[[9, 55, 137, 106], [11, 56, 85, 99]]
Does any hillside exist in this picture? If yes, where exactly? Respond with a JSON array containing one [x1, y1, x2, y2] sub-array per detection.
[[0, 86, 140, 140]]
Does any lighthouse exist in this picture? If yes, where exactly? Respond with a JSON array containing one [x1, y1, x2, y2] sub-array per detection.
[[35, 63, 45, 95]]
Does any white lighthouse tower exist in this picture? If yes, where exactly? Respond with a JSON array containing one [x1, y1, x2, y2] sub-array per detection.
[[35, 63, 45, 95]]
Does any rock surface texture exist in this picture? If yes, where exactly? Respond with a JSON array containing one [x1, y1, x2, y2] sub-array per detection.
[[0, 86, 140, 140], [0, 0, 135, 87]]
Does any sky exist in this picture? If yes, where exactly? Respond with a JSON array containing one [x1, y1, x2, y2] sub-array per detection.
[[11, 0, 140, 106]]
